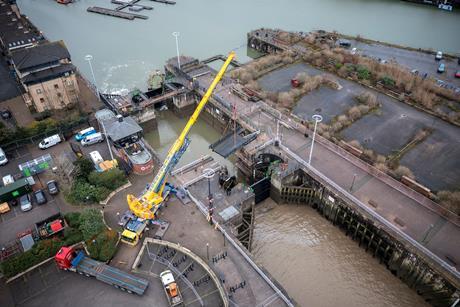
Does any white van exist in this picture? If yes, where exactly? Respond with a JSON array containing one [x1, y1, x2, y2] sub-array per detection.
[[39, 134, 61, 149], [0, 147, 7, 166], [81, 132, 104, 147]]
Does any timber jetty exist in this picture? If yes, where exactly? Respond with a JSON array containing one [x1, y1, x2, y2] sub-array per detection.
[[87, 0, 176, 20]]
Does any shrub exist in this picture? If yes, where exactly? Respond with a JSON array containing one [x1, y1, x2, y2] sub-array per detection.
[[437, 191, 460, 215], [357, 91, 378, 108], [88, 168, 127, 191], [357, 65, 371, 80], [381, 76, 396, 87], [79, 209, 105, 241], [348, 140, 363, 150], [278, 92, 295, 108], [375, 163, 389, 172], [63, 227, 84, 245], [87, 229, 118, 262], [394, 165, 415, 180], [74, 158, 94, 179], [68, 179, 101, 204], [65, 212, 82, 228], [348, 106, 362, 121]]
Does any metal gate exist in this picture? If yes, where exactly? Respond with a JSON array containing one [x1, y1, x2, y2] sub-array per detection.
[[250, 177, 271, 204]]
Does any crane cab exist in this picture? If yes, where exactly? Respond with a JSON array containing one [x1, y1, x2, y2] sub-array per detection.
[[121, 219, 147, 246]]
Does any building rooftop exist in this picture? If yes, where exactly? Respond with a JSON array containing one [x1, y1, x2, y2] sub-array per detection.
[[104, 115, 143, 142], [0, 2, 41, 51], [11, 40, 70, 72], [22, 63, 75, 85]]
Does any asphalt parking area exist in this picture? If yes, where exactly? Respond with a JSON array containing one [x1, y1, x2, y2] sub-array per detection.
[[8, 260, 67, 306]]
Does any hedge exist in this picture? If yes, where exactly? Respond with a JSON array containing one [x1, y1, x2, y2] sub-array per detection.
[[0, 228, 83, 278]]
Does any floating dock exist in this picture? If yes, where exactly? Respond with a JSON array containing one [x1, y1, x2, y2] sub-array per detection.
[[87, 6, 148, 20]]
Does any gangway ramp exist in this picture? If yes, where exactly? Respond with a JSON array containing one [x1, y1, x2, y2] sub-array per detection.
[[210, 129, 258, 158]]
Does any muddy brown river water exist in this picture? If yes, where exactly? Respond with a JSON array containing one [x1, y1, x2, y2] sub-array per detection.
[[253, 201, 429, 307]]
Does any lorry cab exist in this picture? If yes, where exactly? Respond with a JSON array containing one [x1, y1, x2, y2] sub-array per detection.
[[55, 246, 78, 270], [121, 219, 147, 246]]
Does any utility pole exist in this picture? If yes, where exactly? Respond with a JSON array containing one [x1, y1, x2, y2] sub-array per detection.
[[308, 114, 323, 165], [172, 32, 181, 69], [84, 54, 100, 101]]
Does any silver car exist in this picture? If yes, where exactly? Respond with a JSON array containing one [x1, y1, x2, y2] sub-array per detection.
[[19, 194, 32, 212]]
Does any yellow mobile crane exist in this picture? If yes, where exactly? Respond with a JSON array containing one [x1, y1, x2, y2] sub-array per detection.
[[126, 51, 236, 222]]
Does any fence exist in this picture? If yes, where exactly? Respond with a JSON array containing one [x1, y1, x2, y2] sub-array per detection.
[[2, 116, 90, 152]]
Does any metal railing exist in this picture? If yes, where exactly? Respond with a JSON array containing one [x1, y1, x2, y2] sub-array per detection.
[[280, 143, 460, 284]]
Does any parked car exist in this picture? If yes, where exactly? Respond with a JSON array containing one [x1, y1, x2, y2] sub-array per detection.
[[47, 180, 59, 195], [39, 134, 62, 149], [75, 127, 96, 141], [458, 58, 460, 65], [435, 51, 443, 61], [455, 71, 460, 78], [437, 63, 445, 73], [338, 39, 351, 48], [19, 194, 32, 212], [81, 132, 104, 146], [411, 69, 419, 75], [0, 147, 7, 166], [9, 198, 18, 207], [34, 189, 47, 205], [0, 109, 11, 120]]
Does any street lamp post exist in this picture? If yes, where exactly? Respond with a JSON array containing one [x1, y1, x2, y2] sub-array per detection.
[[172, 32, 181, 69], [84, 54, 100, 100], [308, 114, 323, 165], [100, 120, 114, 161], [203, 168, 215, 225]]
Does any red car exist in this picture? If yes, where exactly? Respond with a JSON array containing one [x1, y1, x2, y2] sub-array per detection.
[[455, 71, 460, 78]]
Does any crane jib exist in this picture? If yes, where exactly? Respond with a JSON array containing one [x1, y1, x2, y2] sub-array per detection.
[[127, 51, 236, 219], [149, 52, 236, 195]]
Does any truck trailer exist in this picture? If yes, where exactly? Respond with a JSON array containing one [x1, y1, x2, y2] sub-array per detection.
[[55, 246, 149, 295]]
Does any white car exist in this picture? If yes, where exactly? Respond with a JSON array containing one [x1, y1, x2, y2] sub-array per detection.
[[19, 194, 32, 212], [39, 134, 61, 149], [0, 147, 7, 166], [435, 51, 443, 61]]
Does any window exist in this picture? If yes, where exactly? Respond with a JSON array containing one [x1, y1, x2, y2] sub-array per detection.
[[54, 84, 59, 89], [57, 93, 62, 97], [36, 88, 42, 94], [60, 101, 65, 107], [67, 80, 73, 86], [40, 98, 45, 104]]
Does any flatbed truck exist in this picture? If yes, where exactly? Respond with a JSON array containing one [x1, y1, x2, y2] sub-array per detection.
[[160, 270, 183, 306], [55, 246, 149, 295]]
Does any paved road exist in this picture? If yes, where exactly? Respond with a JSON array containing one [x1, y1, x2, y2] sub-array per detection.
[[350, 40, 460, 91]]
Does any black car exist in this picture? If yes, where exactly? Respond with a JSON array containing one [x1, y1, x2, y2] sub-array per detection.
[[47, 180, 59, 195], [34, 189, 47, 205], [0, 109, 11, 120]]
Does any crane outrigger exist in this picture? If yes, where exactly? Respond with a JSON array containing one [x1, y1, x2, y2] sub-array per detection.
[[126, 51, 236, 220]]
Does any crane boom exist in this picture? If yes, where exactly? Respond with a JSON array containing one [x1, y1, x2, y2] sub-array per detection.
[[127, 51, 236, 219]]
